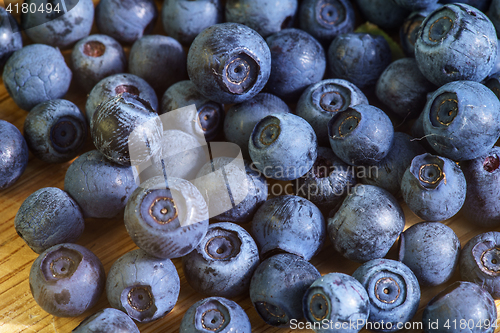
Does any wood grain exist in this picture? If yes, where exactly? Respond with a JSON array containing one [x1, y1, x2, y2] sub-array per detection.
[[2, 1, 500, 332]]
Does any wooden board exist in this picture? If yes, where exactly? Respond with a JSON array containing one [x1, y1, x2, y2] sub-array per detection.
[[2, 1, 500, 332]]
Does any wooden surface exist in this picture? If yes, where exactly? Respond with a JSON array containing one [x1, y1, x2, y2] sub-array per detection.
[[2, 1, 500, 333]]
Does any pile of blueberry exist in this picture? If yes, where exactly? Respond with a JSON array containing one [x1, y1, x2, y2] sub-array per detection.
[[3, 0, 500, 332]]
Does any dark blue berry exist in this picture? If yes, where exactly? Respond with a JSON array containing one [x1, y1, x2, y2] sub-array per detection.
[[0, 120, 28, 190]]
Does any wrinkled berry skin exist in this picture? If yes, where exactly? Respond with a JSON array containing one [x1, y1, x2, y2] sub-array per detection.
[[460, 232, 500, 299], [249, 113, 318, 181], [250, 254, 320, 327], [0, 8, 22, 68], [299, 0, 355, 45], [461, 147, 500, 227], [160, 80, 224, 142], [183, 222, 260, 297], [72, 308, 140, 333], [24, 99, 87, 163], [354, 0, 410, 29], [22, 0, 94, 49], [376, 58, 436, 119], [162, 0, 223, 45], [64, 150, 137, 219], [328, 33, 392, 90], [328, 184, 405, 263], [252, 195, 325, 261], [71, 34, 127, 92], [180, 297, 251, 333], [195, 158, 268, 224], [401, 154, 466, 221], [91, 93, 162, 166], [400, 5, 441, 57], [124, 176, 209, 259], [106, 249, 180, 323], [328, 104, 394, 166], [95, 0, 158, 44], [187, 23, 271, 104], [294, 147, 356, 211], [266, 29, 326, 103], [442, 0, 492, 12], [86, 73, 158, 123], [415, 4, 498, 86], [0, 120, 28, 190], [303, 273, 370, 333], [361, 132, 426, 197], [226, 0, 297, 38], [3, 44, 72, 111], [296, 78, 368, 147], [224, 93, 289, 157], [129, 35, 187, 94], [353, 259, 420, 332], [29, 243, 105, 317], [394, 0, 438, 11], [422, 81, 500, 161], [15, 187, 84, 254], [422, 282, 497, 333], [399, 222, 460, 286]]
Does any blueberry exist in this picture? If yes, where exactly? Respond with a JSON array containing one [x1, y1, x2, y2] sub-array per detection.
[[3, 44, 72, 111], [399, 222, 460, 286], [194, 158, 268, 224], [461, 147, 500, 227], [95, 0, 158, 44], [252, 195, 325, 261], [490, 0, 500, 38], [182, 222, 260, 297], [72, 308, 140, 333], [376, 58, 437, 119], [124, 176, 209, 259], [488, 43, 500, 74], [162, 0, 223, 45], [293, 147, 357, 212], [328, 104, 394, 166], [180, 297, 251, 333], [224, 92, 290, 157], [400, 5, 442, 57], [0, 120, 28, 190], [249, 113, 318, 181], [0, 8, 22, 68], [91, 93, 162, 166], [15, 187, 84, 254], [71, 34, 127, 92], [422, 281, 497, 333], [328, 33, 392, 89], [160, 80, 224, 141], [187, 23, 271, 104], [303, 272, 370, 333], [484, 72, 500, 100], [106, 249, 180, 323], [422, 81, 500, 161], [353, 0, 410, 29], [352, 259, 420, 332], [129, 35, 187, 94], [64, 150, 137, 219], [360, 132, 426, 197], [249, 253, 320, 327], [86, 73, 158, 124], [22, 0, 94, 48], [401, 153, 466, 221], [328, 184, 405, 263], [299, 0, 356, 45], [415, 3, 498, 86], [266, 28, 326, 103], [460, 232, 500, 299], [24, 99, 87, 164], [226, 0, 297, 38], [442, 0, 492, 12], [29, 243, 105, 317], [394, 0, 439, 11], [296, 78, 368, 147]]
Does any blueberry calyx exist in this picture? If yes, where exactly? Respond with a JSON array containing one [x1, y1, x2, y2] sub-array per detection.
[[428, 16, 453, 42], [83, 41, 106, 58], [308, 292, 329, 321], [252, 116, 281, 148], [320, 92, 345, 112], [330, 109, 360, 138], [312, 83, 351, 113], [223, 53, 259, 95], [197, 103, 222, 133], [41, 247, 82, 282], [121, 285, 158, 321], [410, 155, 445, 189], [204, 228, 242, 260], [254, 301, 288, 326], [50, 116, 85, 153], [374, 277, 401, 304], [483, 155, 500, 173], [472, 241, 500, 276], [195, 299, 230, 332], [140, 189, 180, 228], [429, 92, 458, 127], [317, 0, 345, 26]]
